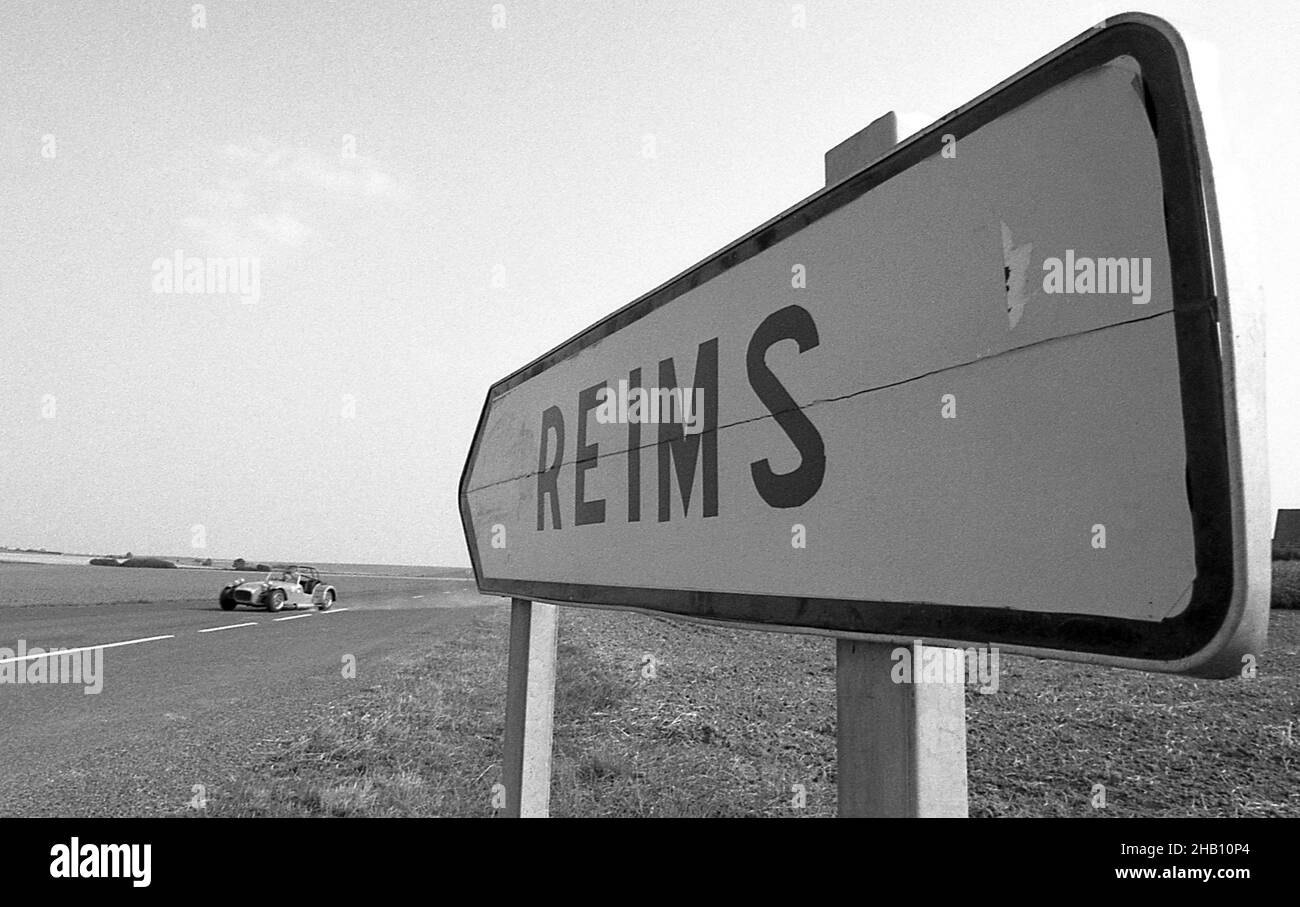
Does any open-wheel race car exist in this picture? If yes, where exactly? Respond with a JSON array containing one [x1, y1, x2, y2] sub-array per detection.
[[219, 566, 337, 612]]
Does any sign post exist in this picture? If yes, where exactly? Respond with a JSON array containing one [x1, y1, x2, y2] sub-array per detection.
[[826, 113, 969, 817], [501, 598, 558, 817]]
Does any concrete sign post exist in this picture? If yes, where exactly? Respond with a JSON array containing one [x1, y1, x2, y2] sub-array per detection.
[[466, 14, 1270, 816], [826, 113, 968, 818], [500, 598, 557, 817]]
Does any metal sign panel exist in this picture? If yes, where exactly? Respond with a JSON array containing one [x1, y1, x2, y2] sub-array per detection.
[[1274, 510, 1300, 547], [460, 15, 1268, 676]]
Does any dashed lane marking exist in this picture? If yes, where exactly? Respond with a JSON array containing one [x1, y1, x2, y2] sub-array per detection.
[[3, 607, 348, 662], [198, 622, 258, 634], [0, 634, 176, 665]]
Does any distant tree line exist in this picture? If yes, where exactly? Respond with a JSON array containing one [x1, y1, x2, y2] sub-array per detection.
[[88, 556, 177, 569], [87, 555, 273, 570], [231, 558, 271, 572]]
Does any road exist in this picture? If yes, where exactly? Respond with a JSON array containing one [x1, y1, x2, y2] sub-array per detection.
[[0, 584, 499, 816]]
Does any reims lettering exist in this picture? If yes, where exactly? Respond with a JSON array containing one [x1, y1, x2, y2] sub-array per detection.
[[536, 304, 825, 530], [657, 338, 718, 522], [747, 304, 825, 508]]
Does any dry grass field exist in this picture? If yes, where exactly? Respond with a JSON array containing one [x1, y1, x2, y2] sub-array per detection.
[[201, 564, 1300, 819]]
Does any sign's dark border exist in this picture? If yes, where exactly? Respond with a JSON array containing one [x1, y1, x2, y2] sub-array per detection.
[[458, 20, 1233, 663]]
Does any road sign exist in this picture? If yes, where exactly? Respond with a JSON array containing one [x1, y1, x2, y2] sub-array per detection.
[[460, 14, 1268, 677], [1274, 510, 1300, 548]]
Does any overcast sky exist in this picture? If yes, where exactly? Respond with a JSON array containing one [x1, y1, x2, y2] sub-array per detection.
[[1, 0, 1295, 567]]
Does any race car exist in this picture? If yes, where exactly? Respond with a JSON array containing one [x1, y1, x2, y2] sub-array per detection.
[[219, 566, 337, 612]]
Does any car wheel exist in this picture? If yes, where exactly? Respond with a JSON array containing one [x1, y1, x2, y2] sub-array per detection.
[[266, 589, 286, 613], [317, 591, 335, 611], [219, 593, 237, 611]]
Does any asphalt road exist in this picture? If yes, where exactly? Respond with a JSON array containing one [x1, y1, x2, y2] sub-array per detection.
[[0, 585, 500, 817]]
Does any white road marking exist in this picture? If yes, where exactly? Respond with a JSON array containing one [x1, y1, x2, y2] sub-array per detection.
[[0, 634, 175, 665], [317, 608, 349, 614], [198, 622, 258, 633], [412, 595, 424, 599], [273, 613, 312, 622]]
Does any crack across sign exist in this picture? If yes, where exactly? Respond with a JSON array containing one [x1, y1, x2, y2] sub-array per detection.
[[464, 307, 1175, 495]]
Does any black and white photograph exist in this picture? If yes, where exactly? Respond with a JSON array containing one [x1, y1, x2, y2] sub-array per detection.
[[0, 0, 1295, 886]]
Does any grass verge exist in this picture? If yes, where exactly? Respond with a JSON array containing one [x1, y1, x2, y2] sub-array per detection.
[[204, 587, 1300, 818], [1273, 559, 1300, 609]]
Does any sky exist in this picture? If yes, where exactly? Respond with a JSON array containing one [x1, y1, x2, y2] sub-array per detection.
[[0, 0, 1295, 567]]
